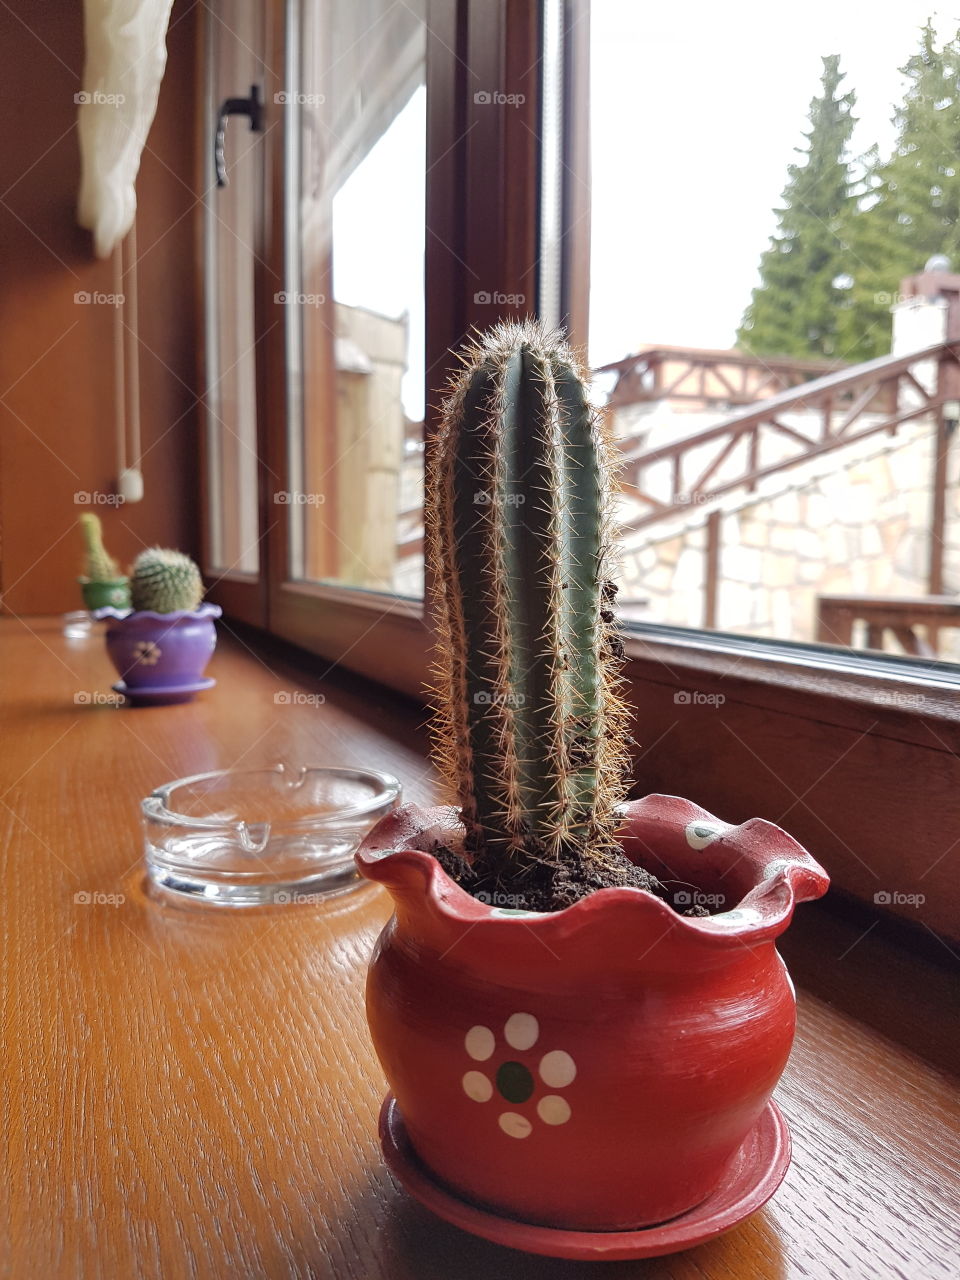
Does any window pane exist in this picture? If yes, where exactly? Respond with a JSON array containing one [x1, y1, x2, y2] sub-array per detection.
[[284, 0, 425, 596], [203, 2, 263, 576], [590, 2, 960, 663]]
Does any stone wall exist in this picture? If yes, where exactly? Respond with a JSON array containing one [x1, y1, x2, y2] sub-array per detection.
[[621, 413, 960, 658]]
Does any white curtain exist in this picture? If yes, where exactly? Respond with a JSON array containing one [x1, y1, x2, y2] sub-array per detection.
[[77, 0, 175, 259]]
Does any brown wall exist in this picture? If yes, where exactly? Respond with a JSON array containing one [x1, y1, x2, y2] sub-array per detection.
[[0, 1, 200, 615]]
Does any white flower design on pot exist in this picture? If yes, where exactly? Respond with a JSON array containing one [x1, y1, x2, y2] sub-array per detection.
[[462, 1012, 576, 1139], [684, 819, 725, 849], [133, 641, 162, 666]]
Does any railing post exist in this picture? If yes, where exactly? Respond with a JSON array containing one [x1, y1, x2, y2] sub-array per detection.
[[891, 371, 899, 425], [816, 598, 854, 646], [928, 357, 950, 599], [703, 509, 721, 629], [746, 428, 758, 492], [671, 453, 682, 503]]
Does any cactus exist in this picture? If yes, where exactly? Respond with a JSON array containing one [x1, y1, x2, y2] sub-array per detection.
[[130, 548, 204, 613], [78, 513, 131, 609], [427, 320, 633, 874], [79, 513, 121, 582]]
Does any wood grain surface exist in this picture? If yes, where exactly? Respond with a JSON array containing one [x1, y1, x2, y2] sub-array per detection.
[[2, 616, 958, 1279]]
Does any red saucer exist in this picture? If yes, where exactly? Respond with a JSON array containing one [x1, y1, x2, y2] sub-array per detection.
[[379, 1094, 791, 1261]]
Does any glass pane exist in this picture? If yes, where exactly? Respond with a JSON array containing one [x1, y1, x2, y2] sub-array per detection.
[[202, 2, 264, 576], [284, 0, 426, 596], [590, 3, 960, 663]]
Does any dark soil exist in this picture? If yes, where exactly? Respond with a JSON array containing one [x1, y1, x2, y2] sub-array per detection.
[[433, 841, 710, 916]]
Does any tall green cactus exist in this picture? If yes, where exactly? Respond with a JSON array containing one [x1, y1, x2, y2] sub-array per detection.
[[427, 320, 630, 867], [79, 513, 121, 583]]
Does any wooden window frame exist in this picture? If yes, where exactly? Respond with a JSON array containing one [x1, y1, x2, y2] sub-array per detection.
[[258, 0, 574, 650], [197, 0, 959, 946], [196, 0, 273, 629], [199, 0, 586, 638]]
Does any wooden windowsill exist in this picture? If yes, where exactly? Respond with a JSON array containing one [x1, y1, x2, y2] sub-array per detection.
[[4, 615, 957, 1278], [243, 591, 960, 938], [623, 623, 960, 731], [255, 580, 960, 732]]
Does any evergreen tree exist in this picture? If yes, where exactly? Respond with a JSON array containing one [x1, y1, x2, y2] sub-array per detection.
[[838, 21, 960, 360], [737, 56, 856, 360]]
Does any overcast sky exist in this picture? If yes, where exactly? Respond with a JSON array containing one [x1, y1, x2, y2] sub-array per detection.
[[331, 4, 960, 417], [589, 1, 960, 366]]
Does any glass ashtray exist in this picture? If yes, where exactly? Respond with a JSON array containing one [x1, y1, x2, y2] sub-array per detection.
[[142, 764, 401, 906]]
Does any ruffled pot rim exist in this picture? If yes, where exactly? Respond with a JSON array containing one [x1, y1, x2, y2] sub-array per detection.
[[356, 795, 830, 948], [93, 603, 222, 623]]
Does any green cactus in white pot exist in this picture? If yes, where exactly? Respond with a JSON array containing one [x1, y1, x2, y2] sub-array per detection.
[[77, 513, 130, 611]]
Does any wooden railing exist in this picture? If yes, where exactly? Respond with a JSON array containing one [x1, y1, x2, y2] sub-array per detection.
[[817, 594, 960, 658], [596, 346, 847, 409], [397, 342, 960, 629], [619, 342, 959, 533]]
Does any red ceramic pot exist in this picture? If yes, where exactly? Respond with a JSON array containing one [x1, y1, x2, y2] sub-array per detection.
[[356, 794, 829, 1232]]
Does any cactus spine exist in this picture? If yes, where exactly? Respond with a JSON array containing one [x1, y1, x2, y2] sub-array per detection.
[[130, 548, 204, 613], [427, 320, 630, 867], [79, 513, 121, 582]]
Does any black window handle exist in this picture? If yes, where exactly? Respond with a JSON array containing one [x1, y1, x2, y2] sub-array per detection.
[[215, 85, 263, 188]]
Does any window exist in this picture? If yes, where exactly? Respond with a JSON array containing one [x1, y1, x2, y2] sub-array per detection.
[[197, 2, 960, 935], [200, 0, 960, 685], [200, 0, 563, 684], [201, 2, 266, 593], [284, 0, 426, 597], [589, 2, 960, 666]]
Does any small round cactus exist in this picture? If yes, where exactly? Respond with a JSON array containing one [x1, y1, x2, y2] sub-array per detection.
[[130, 548, 204, 614]]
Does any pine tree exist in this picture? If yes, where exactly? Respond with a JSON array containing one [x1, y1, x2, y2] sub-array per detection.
[[737, 56, 856, 360], [838, 22, 960, 361]]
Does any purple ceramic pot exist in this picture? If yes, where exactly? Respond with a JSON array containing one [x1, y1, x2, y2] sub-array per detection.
[[94, 604, 221, 704]]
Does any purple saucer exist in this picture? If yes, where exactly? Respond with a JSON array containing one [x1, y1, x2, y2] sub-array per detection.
[[112, 678, 215, 707]]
